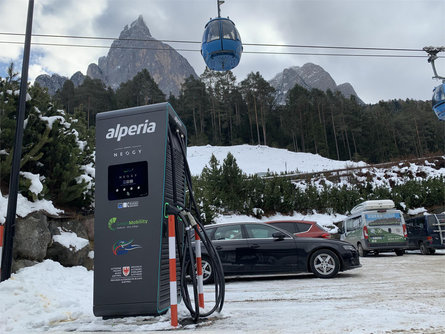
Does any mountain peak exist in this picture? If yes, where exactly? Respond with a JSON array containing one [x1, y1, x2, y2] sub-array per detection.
[[269, 63, 363, 104], [86, 15, 197, 96], [120, 15, 152, 39]]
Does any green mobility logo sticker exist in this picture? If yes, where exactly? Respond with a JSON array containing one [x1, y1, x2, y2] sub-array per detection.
[[108, 217, 148, 231]]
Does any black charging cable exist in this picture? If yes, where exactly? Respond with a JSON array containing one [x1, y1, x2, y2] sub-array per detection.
[[166, 125, 225, 322]]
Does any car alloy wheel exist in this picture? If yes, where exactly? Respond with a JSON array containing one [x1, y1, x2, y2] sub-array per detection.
[[201, 257, 214, 284], [310, 249, 340, 279]]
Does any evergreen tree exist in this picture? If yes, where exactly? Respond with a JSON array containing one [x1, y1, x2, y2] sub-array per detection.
[[220, 152, 245, 212], [0, 69, 93, 208], [115, 69, 166, 108], [171, 75, 210, 145]]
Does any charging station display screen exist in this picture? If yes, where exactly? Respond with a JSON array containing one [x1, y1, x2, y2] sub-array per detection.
[[108, 161, 148, 200]]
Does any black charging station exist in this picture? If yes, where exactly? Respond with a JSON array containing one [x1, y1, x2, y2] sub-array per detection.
[[93, 102, 186, 318]]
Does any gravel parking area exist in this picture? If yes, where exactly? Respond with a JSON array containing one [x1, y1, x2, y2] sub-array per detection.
[[193, 250, 445, 334]]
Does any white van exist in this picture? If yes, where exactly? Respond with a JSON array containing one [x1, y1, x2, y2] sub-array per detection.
[[339, 200, 407, 256]]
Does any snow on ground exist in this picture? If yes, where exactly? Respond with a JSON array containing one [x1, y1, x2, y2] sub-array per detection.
[[1, 252, 444, 333], [187, 144, 367, 176]]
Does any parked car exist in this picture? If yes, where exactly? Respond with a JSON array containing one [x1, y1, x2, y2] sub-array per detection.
[[198, 221, 361, 283], [405, 214, 445, 254], [266, 220, 331, 239]]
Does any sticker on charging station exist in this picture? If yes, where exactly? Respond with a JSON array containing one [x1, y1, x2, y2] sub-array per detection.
[[117, 200, 139, 209], [112, 240, 142, 255], [108, 217, 148, 231], [110, 265, 143, 284]]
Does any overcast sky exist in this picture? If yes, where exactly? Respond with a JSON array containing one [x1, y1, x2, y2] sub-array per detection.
[[0, 0, 444, 104]]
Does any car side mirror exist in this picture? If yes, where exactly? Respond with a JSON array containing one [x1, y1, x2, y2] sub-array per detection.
[[272, 232, 286, 240]]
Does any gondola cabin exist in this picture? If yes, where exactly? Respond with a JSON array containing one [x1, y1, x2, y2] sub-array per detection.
[[201, 17, 242, 71], [432, 83, 445, 120]]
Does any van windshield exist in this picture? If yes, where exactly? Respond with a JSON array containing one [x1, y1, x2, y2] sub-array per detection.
[[365, 212, 402, 226]]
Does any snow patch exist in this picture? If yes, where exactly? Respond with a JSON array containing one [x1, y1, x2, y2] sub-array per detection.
[[407, 207, 427, 215], [187, 144, 367, 176], [53, 227, 89, 252], [0, 190, 63, 224], [20, 171, 44, 195]]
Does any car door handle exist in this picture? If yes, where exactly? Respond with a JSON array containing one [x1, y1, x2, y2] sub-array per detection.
[[216, 246, 223, 250], [250, 244, 260, 249]]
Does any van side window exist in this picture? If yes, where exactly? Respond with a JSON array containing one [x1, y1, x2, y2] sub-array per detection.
[[346, 218, 361, 231]]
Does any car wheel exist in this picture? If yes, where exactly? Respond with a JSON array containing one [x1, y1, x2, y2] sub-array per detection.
[[310, 249, 340, 279], [201, 256, 214, 284], [185, 256, 214, 284], [420, 242, 429, 255], [357, 243, 368, 257], [395, 249, 404, 256]]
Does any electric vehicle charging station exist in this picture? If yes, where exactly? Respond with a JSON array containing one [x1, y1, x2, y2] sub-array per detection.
[[93, 102, 186, 318]]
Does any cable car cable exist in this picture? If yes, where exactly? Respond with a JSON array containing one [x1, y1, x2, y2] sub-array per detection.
[[1, 40, 440, 59], [0, 31, 426, 53]]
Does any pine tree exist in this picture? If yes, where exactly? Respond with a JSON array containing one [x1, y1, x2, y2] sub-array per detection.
[[116, 69, 166, 108]]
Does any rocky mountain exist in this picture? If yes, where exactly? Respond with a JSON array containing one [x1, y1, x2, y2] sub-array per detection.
[[34, 73, 68, 96], [35, 72, 85, 96], [35, 16, 197, 97], [70, 71, 86, 87], [86, 15, 197, 97], [269, 63, 363, 104]]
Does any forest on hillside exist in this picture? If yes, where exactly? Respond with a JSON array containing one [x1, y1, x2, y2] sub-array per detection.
[[1, 63, 444, 213], [53, 66, 444, 164]]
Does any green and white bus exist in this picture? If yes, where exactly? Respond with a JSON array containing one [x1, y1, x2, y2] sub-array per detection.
[[339, 200, 407, 256]]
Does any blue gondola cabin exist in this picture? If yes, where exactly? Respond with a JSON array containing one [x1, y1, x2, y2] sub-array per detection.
[[432, 84, 445, 120], [201, 17, 242, 71]]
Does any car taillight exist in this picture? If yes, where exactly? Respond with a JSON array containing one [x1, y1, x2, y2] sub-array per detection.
[[321, 233, 331, 239], [402, 224, 407, 238], [427, 236, 433, 243], [363, 226, 369, 239]]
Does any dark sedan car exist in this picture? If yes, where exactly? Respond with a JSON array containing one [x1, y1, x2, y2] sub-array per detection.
[[199, 221, 361, 283]]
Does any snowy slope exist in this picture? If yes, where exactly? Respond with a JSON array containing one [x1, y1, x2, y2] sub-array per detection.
[[187, 144, 367, 176], [0, 145, 364, 223]]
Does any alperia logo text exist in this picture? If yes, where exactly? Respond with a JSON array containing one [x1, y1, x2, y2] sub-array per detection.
[[108, 217, 148, 231], [106, 120, 156, 142]]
